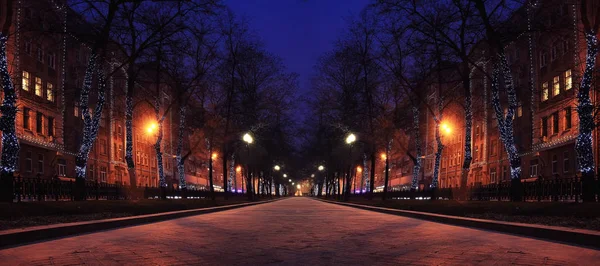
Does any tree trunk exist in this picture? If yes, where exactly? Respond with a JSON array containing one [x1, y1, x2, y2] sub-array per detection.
[[0, 33, 19, 202], [369, 151, 375, 200], [411, 107, 422, 192], [577, 32, 598, 202], [75, 56, 106, 201], [461, 71, 473, 199], [222, 146, 228, 199], [176, 106, 187, 191], [125, 82, 136, 189], [208, 149, 215, 200]]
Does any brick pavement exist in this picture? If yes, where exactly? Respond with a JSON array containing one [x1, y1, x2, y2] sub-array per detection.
[[0, 197, 599, 265]]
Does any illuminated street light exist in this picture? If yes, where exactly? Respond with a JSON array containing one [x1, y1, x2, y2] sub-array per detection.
[[318, 165, 324, 171], [283, 174, 287, 178], [274, 165, 280, 171], [146, 122, 158, 134], [296, 184, 301, 189], [345, 133, 356, 144], [292, 182, 295, 185], [242, 133, 253, 144], [236, 166, 242, 172], [211, 152, 218, 160], [311, 174, 315, 177], [288, 179, 292, 182], [441, 123, 452, 134], [356, 166, 362, 173], [380, 153, 387, 160]]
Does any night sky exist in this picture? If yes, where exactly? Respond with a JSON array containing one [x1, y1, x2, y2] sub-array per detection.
[[226, 0, 372, 121]]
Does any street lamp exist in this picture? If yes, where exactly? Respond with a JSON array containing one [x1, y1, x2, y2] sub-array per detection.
[[345, 133, 356, 144], [243, 133, 254, 144], [441, 122, 452, 134], [243, 132, 253, 199], [283, 174, 287, 178], [289, 179, 292, 182], [274, 165, 280, 171], [146, 122, 158, 134], [318, 165, 325, 171]]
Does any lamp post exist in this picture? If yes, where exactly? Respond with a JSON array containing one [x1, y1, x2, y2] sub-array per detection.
[[243, 133, 253, 200], [440, 122, 452, 189], [382, 152, 389, 200], [345, 133, 356, 201], [274, 165, 281, 197]]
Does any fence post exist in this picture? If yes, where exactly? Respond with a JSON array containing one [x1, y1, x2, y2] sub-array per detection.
[[36, 174, 42, 201], [70, 180, 75, 201], [95, 179, 99, 200]]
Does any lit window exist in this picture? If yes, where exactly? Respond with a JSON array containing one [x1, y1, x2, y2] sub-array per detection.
[[490, 168, 497, 183], [553, 76, 560, 96], [46, 82, 54, 101], [22, 71, 30, 91], [542, 82, 549, 101], [564, 69, 572, 90], [517, 102, 523, 117], [35, 77, 42, 96]]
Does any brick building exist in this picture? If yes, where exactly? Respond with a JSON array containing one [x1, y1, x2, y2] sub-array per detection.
[[2, 0, 217, 189], [389, 0, 597, 189]]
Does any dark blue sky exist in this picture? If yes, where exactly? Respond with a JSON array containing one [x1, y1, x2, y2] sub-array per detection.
[[226, 0, 371, 116]]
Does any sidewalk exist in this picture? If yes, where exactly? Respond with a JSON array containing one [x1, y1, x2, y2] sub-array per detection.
[[317, 198, 600, 249], [0, 199, 278, 249]]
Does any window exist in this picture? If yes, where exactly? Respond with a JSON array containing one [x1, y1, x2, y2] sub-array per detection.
[[552, 112, 559, 134], [47, 117, 54, 136], [552, 154, 558, 175], [562, 39, 569, 54], [565, 107, 572, 129], [563, 152, 570, 173], [118, 144, 123, 160], [517, 102, 523, 117], [542, 82, 549, 101], [542, 117, 548, 137], [136, 151, 141, 164], [36, 112, 43, 134], [23, 108, 30, 130], [88, 164, 95, 180], [551, 44, 558, 61], [25, 151, 32, 172], [564, 69, 572, 90], [46, 82, 54, 102], [553, 76, 560, 96], [35, 77, 42, 97], [47, 53, 55, 69], [540, 50, 547, 67], [24, 40, 32, 55], [36, 46, 43, 62], [37, 154, 44, 174], [490, 168, 497, 184], [58, 159, 66, 176], [530, 160, 538, 177], [502, 166, 508, 181], [118, 125, 122, 136], [100, 139, 107, 155], [22, 71, 30, 91], [490, 140, 497, 156], [100, 166, 107, 183]]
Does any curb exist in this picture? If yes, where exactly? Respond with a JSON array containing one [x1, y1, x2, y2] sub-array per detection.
[[0, 199, 279, 249], [316, 198, 600, 249]]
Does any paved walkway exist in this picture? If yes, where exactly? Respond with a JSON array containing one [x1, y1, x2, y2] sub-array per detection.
[[0, 197, 599, 265]]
